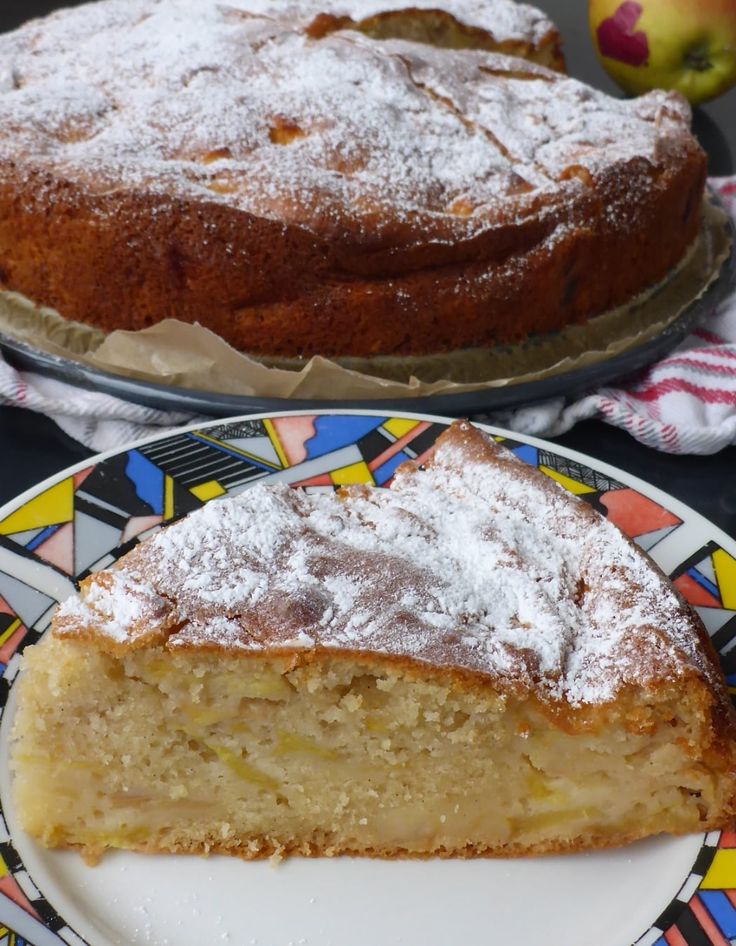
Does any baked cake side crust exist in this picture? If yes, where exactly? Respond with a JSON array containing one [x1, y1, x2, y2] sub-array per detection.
[[0, 0, 706, 357]]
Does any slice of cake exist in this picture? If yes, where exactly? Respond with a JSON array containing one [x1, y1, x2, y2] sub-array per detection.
[[11, 421, 736, 863]]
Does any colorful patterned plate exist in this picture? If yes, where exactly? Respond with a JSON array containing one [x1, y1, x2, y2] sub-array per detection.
[[0, 410, 734, 946]]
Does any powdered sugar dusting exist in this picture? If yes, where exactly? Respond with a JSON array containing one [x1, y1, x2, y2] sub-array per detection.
[[0, 0, 693, 235], [55, 569, 169, 644], [55, 423, 714, 707]]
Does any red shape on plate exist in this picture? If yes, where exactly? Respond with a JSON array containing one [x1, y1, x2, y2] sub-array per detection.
[[34, 521, 74, 575], [291, 473, 333, 488], [0, 874, 40, 919], [673, 573, 721, 610], [271, 415, 317, 466], [0, 622, 27, 665], [663, 925, 689, 946], [688, 896, 730, 946], [600, 488, 680, 538], [368, 421, 432, 472], [597, 2, 649, 66], [72, 465, 95, 488]]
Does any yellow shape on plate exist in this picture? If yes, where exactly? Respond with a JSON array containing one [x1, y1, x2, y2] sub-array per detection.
[[700, 849, 736, 889], [263, 418, 289, 469], [713, 549, 736, 610], [0, 618, 21, 647], [330, 461, 374, 486], [0, 478, 74, 534], [163, 475, 175, 521], [190, 480, 226, 502], [383, 418, 419, 439], [539, 467, 596, 496]]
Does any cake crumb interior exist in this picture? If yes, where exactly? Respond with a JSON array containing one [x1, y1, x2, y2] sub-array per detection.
[[12, 638, 725, 863]]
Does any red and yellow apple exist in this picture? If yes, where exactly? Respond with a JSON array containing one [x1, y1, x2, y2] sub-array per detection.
[[588, 0, 736, 105]]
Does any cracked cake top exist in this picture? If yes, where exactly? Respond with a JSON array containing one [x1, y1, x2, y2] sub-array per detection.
[[0, 0, 695, 240]]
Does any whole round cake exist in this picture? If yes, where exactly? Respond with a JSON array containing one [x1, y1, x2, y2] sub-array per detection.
[[0, 0, 706, 358]]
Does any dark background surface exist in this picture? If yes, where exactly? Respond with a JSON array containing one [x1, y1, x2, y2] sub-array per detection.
[[0, 0, 735, 537]]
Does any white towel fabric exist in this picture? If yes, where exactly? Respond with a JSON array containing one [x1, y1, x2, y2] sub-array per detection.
[[0, 367, 199, 454], [1, 176, 735, 456]]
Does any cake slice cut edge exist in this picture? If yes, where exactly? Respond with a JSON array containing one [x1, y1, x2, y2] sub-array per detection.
[[10, 420, 736, 863]]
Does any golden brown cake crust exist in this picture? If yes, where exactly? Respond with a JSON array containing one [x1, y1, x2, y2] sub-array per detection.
[[52, 821, 736, 867], [0, 0, 705, 358]]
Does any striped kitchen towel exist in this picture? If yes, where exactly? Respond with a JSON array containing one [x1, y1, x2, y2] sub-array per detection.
[[1, 176, 735, 455]]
